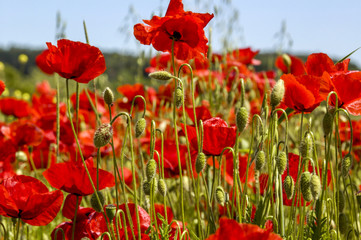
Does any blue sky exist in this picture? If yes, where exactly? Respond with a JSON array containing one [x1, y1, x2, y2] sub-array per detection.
[[1, 0, 361, 67]]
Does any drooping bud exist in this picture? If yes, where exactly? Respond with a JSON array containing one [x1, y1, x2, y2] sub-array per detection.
[[300, 171, 312, 202], [158, 178, 167, 197], [337, 190, 345, 212], [322, 111, 333, 137], [299, 134, 313, 158], [93, 123, 113, 148], [255, 150, 266, 171], [236, 107, 248, 132], [281, 53, 292, 70], [215, 186, 225, 206], [196, 152, 207, 174], [103, 87, 114, 105], [91, 191, 105, 213], [341, 154, 352, 177], [276, 151, 287, 174], [338, 213, 349, 235], [146, 159, 157, 181], [310, 174, 321, 200], [143, 179, 157, 196], [270, 79, 285, 108], [149, 71, 174, 81], [105, 204, 116, 221], [283, 175, 295, 199], [356, 191, 361, 208], [135, 118, 146, 138], [175, 87, 183, 108]]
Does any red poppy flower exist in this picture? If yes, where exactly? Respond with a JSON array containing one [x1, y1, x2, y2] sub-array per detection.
[[43, 157, 115, 196], [305, 53, 349, 77], [46, 39, 106, 83], [35, 49, 55, 75], [206, 218, 282, 240], [0, 80, 5, 96], [145, 52, 185, 73], [275, 54, 306, 75], [0, 97, 32, 118], [182, 117, 237, 156], [134, 0, 214, 62], [0, 175, 63, 226], [185, 104, 212, 124], [281, 73, 328, 113], [5, 119, 44, 147], [226, 48, 261, 66], [117, 83, 145, 111]]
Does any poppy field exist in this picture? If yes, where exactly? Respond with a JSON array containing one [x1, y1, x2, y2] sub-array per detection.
[[1, 0, 361, 239]]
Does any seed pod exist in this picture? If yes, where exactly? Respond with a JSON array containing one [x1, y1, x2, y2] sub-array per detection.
[[175, 87, 183, 108], [215, 186, 225, 206], [103, 87, 114, 105], [135, 118, 146, 138], [255, 150, 266, 171], [337, 190, 345, 212], [300, 171, 312, 202], [322, 111, 333, 137], [146, 159, 157, 181], [270, 79, 285, 108], [338, 212, 349, 235], [283, 175, 295, 199], [158, 178, 167, 197], [276, 151, 287, 174], [93, 123, 113, 148], [105, 204, 116, 221], [236, 107, 248, 132], [91, 191, 105, 213], [196, 152, 207, 174], [341, 154, 352, 177], [310, 174, 321, 200], [148, 71, 173, 81]]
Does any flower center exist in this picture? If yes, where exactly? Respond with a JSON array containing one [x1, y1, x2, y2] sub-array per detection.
[[171, 31, 182, 41]]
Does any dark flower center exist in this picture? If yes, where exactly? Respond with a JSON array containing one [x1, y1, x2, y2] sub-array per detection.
[[171, 31, 182, 41]]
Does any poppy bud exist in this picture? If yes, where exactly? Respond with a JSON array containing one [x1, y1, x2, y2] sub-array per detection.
[[196, 152, 207, 174], [236, 107, 248, 132], [149, 71, 174, 81], [143, 179, 157, 196], [146, 159, 157, 181], [283, 175, 295, 199], [158, 178, 167, 197], [306, 210, 315, 225], [270, 79, 285, 108], [93, 123, 113, 148], [341, 154, 352, 178], [15, 151, 28, 162], [105, 204, 116, 221], [255, 150, 266, 171], [310, 174, 321, 200], [356, 191, 361, 208], [215, 186, 225, 206], [299, 134, 313, 158], [103, 87, 114, 105], [91, 191, 105, 212], [135, 118, 146, 138], [300, 171, 312, 202], [337, 190, 345, 212], [282, 53, 292, 69], [322, 111, 333, 137], [338, 213, 349, 235], [276, 151, 287, 174], [175, 87, 183, 108]]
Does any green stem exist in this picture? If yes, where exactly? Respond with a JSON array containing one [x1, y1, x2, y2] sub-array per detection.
[[71, 195, 79, 240], [56, 74, 60, 162]]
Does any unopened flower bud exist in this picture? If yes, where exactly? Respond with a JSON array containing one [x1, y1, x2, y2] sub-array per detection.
[[300, 171, 312, 202], [149, 71, 173, 81], [282, 54, 292, 70], [175, 87, 183, 108], [158, 178, 167, 197], [299, 134, 313, 158], [255, 150, 266, 171], [146, 159, 157, 181], [135, 118, 146, 138], [196, 152, 207, 174], [337, 190, 345, 212], [310, 174, 321, 200], [216, 186, 225, 206], [236, 107, 248, 132], [283, 175, 295, 199], [341, 154, 352, 177], [270, 79, 285, 108], [338, 213, 349, 235], [143, 179, 157, 195], [15, 151, 28, 162], [105, 204, 116, 221], [356, 191, 361, 208], [322, 111, 333, 137], [103, 87, 114, 105], [91, 191, 105, 213], [94, 123, 113, 148], [276, 151, 287, 174]]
